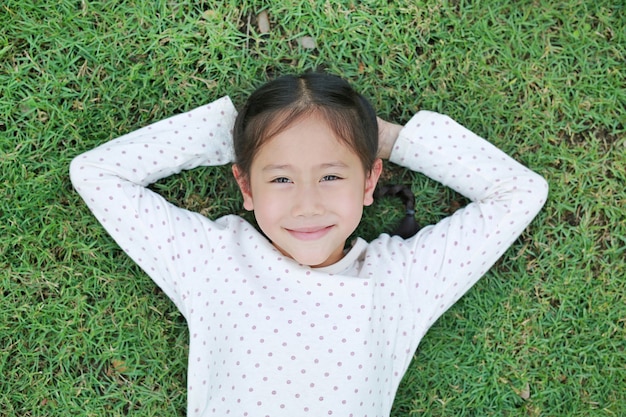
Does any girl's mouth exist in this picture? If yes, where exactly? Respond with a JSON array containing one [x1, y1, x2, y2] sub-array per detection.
[[286, 225, 333, 241]]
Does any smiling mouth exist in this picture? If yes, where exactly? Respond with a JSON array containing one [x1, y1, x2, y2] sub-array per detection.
[[286, 226, 334, 241]]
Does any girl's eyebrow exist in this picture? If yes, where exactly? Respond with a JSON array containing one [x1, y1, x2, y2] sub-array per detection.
[[262, 164, 292, 172], [262, 162, 349, 172], [320, 162, 349, 169]]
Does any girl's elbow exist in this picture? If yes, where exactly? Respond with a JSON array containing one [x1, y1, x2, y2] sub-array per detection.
[[524, 172, 549, 216], [69, 155, 84, 186], [534, 173, 549, 206], [69, 153, 96, 190]]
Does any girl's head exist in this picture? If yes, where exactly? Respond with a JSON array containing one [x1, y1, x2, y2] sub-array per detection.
[[231, 73, 383, 267]]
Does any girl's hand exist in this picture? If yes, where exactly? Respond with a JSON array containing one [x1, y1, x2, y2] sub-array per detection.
[[376, 117, 403, 160]]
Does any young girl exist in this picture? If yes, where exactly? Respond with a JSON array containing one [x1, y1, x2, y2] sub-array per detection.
[[70, 73, 548, 416]]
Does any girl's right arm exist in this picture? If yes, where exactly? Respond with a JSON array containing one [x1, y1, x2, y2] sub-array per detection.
[[70, 96, 237, 313]]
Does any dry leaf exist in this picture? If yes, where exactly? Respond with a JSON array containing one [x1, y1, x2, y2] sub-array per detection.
[[519, 383, 531, 400], [298, 36, 317, 49], [257, 10, 270, 34], [111, 358, 128, 373], [202, 10, 218, 20]]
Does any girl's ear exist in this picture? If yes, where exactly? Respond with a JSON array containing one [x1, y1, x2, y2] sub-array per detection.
[[232, 165, 254, 211], [363, 158, 383, 206]]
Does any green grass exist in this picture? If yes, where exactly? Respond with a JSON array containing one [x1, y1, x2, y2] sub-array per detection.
[[1, 0, 624, 415]]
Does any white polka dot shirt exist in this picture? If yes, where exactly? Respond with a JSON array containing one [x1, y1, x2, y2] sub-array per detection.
[[70, 96, 548, 416]]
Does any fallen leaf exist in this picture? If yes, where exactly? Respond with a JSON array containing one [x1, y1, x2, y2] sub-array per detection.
[[519, 383, 530, 400], [448, 199, 461, 213], [257, 10, 270, 34], [202, 10, 218, 20], [298, 36, 317, 49], [111, 358, 128, 373]]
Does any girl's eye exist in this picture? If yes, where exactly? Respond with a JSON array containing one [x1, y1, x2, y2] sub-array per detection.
[[271, 177, 292, 184], [321, 175, 340, 182]]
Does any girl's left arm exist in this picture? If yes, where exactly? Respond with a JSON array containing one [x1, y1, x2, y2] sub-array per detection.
[[384, 111, 548, 330]]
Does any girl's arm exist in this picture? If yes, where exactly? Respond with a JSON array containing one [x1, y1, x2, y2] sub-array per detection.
[[70, 96, 237, 314], [381, 111, 548, 330]]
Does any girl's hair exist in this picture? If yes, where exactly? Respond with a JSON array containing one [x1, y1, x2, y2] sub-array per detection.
[[233, 72, 420, 239], [374, 185, 421, 239], [233, 72, 378, 175]]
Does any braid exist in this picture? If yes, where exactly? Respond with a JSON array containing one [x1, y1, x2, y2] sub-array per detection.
[[374, 185, 421, 239]]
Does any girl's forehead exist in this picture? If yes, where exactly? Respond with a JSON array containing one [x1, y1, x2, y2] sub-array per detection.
[[252, 117, 363, 170], [262, 116, 350, 153], [245, 107, 373, 174]]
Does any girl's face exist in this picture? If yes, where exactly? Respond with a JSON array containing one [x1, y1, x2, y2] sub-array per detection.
[[233, 113, 382, 267]]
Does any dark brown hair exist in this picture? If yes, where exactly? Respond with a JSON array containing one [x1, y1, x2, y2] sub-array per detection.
[[374, 184, 421, 239]]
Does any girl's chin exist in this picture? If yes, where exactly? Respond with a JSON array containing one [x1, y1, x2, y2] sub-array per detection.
[[273, 245, 343, 268], [293, 250, 344, 268]]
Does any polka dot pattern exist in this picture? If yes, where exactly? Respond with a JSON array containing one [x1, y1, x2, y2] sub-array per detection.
[[69, 98, 548, 416]]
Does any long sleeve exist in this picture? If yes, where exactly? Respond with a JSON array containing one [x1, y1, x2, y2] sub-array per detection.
[[69, 96, 238, 315], [387, 110, 548, 332]]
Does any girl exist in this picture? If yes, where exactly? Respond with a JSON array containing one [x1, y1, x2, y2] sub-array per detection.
[[70, 73, 548, 416]]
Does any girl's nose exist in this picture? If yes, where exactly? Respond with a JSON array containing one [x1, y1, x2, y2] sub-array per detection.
[[291, 185, 324, 217]]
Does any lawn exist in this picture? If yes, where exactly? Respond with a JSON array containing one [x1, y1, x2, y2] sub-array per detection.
[[1, 0, 624, 416]]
